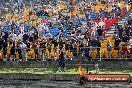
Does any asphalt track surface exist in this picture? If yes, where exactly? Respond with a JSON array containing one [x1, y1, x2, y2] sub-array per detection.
[[0, 80, 132, 88]]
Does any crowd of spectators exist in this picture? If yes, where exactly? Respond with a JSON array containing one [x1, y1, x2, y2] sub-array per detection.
[[114, 17, 132, 58], [0, 0, 131, 61]]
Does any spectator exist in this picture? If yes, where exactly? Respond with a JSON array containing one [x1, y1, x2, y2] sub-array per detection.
[[129, 36, 132, 58], [84, 42, 91, 61], [96, 38, 101, 61], [0, 37, 2, 52], [10, 41, 16, 61], [127, 17, 132, 25], [18, 31, 23, 41], [33, 31, 38, 41], [120, 44, 130, 58], [97, 26, 103, 38], [125, 25, 131, 37], [21, 42, 27, 61], [129, 36, 132, 46], [33, 42, 39, 61], [2, 40, 8, 59], [26, 40, 31, 50], [17, 42, 22, 60], [58, 50, 66, 72], [114, 37, 121, 54], [91, 38, 97, 47], [40, 39, 46, 61], [122, 34, 129, 43], [117, 25, 123, 39], [2, 29, 8, 42], [9, 31, 17, 42], [107, 41, 112, 58], [23, 32, 29, 43], [98, 19, 105, 29]]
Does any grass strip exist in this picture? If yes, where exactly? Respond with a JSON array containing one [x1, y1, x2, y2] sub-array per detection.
[[0, 67, 131, 75]]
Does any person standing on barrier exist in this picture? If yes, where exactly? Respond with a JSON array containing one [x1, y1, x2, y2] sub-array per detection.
[[0, 37, 2, 60], [117, 25, 123, 39], [48, 39, 52, 58], [114, 37, 121, 55], [96, 38, 101, 61], [17, 42, 22, 61], [40, 39, 46, 61], [129, 36, 132, 58], [97, 26, 103, 40], [2, 39, 7, 60], [84, 42, 91, 61], [58, 49, 66, 72], [10, 40, 16, 61], [33, 42, 39, 61], [52, 38, 58, 59], [21, 42, 27, 61], [107, 42, 112, 58], [79, 42, 84, 57]]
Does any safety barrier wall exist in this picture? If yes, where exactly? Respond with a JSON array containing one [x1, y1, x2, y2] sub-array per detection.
[[0, 60, 132, 69]]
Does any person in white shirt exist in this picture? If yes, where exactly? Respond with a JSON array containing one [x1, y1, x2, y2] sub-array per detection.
[[18, 32, 23, 42], [20, 24, 24, 33], [98, 19, 105, 29], [77, 34, 85, 39], [38, 23, 44, 37], [20, 42, 27, 61], [9, 32, 17, 41], [14, 8, 18, 14]]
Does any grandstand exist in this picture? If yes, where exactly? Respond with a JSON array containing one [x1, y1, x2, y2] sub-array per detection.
[[0, 0, 132, 61]]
